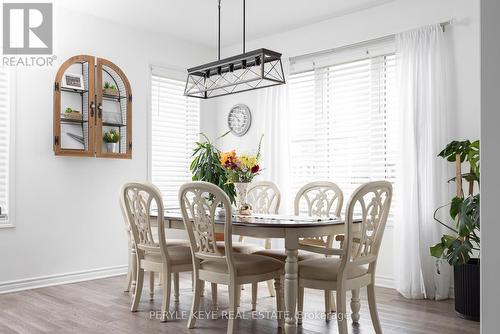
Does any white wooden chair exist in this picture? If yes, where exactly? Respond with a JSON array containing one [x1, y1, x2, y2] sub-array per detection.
[[297, 181, 392, 334], [255, 181, 344, 318], [120, 182, 193, 321], [241, 181, 281, 300], [179, 181, 285, 334]]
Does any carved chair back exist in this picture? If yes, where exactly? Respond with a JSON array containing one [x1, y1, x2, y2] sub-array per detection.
[[339, 181, 392, 276], [294, 181, 344, 247], [120, 182, 171, 261], [178, 182, 235, 272], [247, 181, 281, 214]]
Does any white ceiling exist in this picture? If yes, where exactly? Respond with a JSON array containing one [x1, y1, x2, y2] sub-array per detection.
[[55, 0, 394, 49]]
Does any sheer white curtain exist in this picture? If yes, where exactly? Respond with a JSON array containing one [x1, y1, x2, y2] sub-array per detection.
[[256, 59, 292, 214], [394, 24, 452, 300]]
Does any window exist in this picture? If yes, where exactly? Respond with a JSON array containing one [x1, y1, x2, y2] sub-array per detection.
[[0, 68, 11, 224], [289, 50, 398, 216], [150, 68, 200, 206]]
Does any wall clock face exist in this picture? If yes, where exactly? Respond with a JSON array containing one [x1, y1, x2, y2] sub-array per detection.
[[228, 104, 252, 137]]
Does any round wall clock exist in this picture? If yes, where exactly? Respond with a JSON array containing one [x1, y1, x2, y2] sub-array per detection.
[[228, 104, 252, 136]]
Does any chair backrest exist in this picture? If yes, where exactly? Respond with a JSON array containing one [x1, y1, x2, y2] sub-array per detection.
[[294, 181, 344, 218], [247, 181, 281, 214], [178, 181, 234, 269], [120, 182, 169, 258], [294, 181, 344, 247], [342, 181, 392, 271]]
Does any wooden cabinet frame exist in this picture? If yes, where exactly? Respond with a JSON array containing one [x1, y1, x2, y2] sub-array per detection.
[[53, 55, 132, 159]]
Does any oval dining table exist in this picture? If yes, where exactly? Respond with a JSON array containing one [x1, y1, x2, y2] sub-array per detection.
[[154, 210, 354, 334]]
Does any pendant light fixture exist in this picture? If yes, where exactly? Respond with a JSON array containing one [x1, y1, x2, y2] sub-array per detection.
[[184, 0, 286, 99]]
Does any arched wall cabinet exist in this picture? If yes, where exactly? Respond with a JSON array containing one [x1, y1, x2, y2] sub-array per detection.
[[53, 55, 132, 159]]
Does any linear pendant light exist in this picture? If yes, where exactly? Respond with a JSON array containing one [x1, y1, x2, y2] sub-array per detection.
[[184, 0, 286, 99]]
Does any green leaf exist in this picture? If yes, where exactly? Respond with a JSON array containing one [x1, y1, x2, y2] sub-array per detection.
[[450, 196, 463, 220], [430, 243, 445, 258]]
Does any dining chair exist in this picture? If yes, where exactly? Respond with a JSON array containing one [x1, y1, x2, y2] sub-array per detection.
[[297, 181, 392, 334], [255, 180, 344, 318], [120, 182, 193, 321], [241, 181, 281, 300], [179, 181, 285, 334]]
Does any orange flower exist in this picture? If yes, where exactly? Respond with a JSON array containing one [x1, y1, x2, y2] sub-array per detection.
[[220, 150, 236, 165]]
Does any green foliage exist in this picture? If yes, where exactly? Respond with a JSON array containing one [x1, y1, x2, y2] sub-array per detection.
[[438, 140, 480, 184], [430, 140, 480, 266], [190, 132, 236, 204], [103, 81, 117, 90], [103, 129, 121, 143], [65, 107, 73, 113]]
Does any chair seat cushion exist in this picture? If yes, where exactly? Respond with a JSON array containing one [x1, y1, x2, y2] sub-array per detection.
[[200, 253, 283, 276], [299, 257, 368, 281], [221, 241, 265, 254], [253, 249, 322, 262], [144, 245, 192, 266], [166, 239, 190, 247]]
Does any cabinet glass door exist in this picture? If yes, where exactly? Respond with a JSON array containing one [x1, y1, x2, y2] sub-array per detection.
[[53, 55, 95, 156], [95, 58, 132, 159]]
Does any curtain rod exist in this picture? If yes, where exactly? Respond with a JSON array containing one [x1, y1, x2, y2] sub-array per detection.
[[290, 20, 452, 64]]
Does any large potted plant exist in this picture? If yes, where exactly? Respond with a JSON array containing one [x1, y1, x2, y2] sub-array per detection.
[[190, 132, 236, 204], [430, 140, 480, 321]]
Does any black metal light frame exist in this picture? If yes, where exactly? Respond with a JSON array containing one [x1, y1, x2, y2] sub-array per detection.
[[184, 0, 286, 99]]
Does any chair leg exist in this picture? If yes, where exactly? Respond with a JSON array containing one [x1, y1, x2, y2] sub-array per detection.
[[275, 276, 285, 329], [368, 283, 382, 334], [211, 283, 219, 318], [266, 280, 275, 297], [227, 282, 238, 334], [160, 269, 171, 322], [188, 276, 202, 329], [336, 287, 348, 334], [264, 239, 276, 297], [149, 272, 155, 301], [130, 267, 144, 312], [236, 285, 241, 308], [251, 282, 258, 311], [351, 288, 361, 324], [174, 273, 180, 303], [297, 286, 304, 325], [130, 246, 137, 295], [201, 280, 205, 297], [125, 247, 133, 292], [325, 290, 332, 321], [331, 291, 337, 312]]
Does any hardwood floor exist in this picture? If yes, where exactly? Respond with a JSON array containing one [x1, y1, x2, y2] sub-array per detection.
[[0, 274, 479, 334]]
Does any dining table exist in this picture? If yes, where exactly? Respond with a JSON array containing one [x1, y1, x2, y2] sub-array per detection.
[[154, 209, 354, 334]]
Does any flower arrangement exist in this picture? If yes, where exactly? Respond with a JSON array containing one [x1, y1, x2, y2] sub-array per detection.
[[220, 135, 263, 183]]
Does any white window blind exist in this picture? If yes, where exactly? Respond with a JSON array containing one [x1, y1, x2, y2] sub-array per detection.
[[151, 71, 200, 206], [289, 53, 398, 218], [0, 68, 10, 222]]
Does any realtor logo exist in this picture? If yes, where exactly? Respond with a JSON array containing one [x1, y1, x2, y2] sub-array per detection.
[[3, 3, 53, 55]]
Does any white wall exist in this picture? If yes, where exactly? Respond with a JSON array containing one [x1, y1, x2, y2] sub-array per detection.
[[201, 0, 480, 289], [480, 0, 500, 332], [0, 6, 211, 289]]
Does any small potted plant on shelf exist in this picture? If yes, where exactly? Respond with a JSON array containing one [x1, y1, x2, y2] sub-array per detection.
[[103, 129, 121, 153], [430, 139, 480, 321], [103, 81, 119, 96], [62, 107, 82, 120]]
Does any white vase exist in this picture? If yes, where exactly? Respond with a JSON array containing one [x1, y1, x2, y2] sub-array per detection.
[[233, 182, 250, 213], [106, 142, 118, 153]]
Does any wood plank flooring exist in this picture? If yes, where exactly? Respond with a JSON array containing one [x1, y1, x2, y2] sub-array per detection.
[[0, 273, 479, 334]]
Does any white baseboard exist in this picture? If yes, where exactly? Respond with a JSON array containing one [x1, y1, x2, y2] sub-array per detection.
[[375, 274, 395, 289], [0, 265, 397, 295], [0, 265, 128, 294]]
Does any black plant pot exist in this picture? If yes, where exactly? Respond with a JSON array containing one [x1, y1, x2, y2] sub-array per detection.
[[454, 258, 480, 321]]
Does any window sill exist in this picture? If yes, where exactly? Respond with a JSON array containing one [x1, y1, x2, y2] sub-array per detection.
[[0, 223, 15, 229]]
